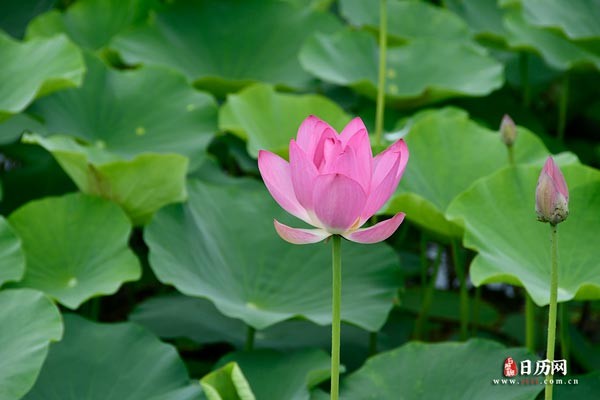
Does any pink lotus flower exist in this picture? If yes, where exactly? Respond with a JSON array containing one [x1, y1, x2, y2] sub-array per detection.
[[258, 115, 408, 244], [536, 156, 569, 225]]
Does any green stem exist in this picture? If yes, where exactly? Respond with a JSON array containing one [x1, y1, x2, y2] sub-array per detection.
[[414, 244, 442, 340], [557, 75, 569, 142], [374, 0, 387, 146], [330, 235, 342, 400], [560, 303, 570, 363], [545, 224, 559, 400], [525, 294, 536, 353], [368, 331, 378, 356], [472, 286, 481, 336], [245, 326, 255, 351], [451, 240, 469, 341], [519, 53, 531, 107], [507, 145, 515, 166]]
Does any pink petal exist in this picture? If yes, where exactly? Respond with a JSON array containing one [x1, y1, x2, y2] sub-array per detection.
[[296, 115, 337, 162], [258, 150, 310, 224], [343, 213, 405, 244], [320, 136, 343, 172], [361, 156, 401, 221], [319, 141, 370, 193], [274, 220, 331, 244], [312, 173, 367, 233], [542, 157, 569, 199], [345, 129, 372, 191], [313, 128, 338, 170], [340, 117, 368, 144], [372, 139, 409, 188], [289, 140, 319, 211], [321, 144, 362, 186]]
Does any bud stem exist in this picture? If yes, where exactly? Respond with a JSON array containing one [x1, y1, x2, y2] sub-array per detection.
[[545, 224, 559, 400], [507, 145, 515, 166], [374, 0, 387, 147]]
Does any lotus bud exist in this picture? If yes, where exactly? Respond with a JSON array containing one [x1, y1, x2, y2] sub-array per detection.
[[500, 114, 517, 147], [536, 157, 569, 225]]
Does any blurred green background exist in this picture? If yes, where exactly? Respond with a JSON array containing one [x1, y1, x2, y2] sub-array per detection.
[[0, 1, 599, 399]]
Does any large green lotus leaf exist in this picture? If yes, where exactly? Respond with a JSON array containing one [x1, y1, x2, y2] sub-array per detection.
[[29, 54, 217, 162], [447, 165, 600, 306], [340, 339, 542, 400], [219, 84, 350, 157], [0, 216, 25, 286], [0, 289, 62, 400], [0, 143, 76, 215], [111, 0, 341, 95], [26, 0, 155, 50], [131, 294, 373, 355], [23, 313, 202, 400], [201, 362, 255, 400], [400, 288, 500, 327], [0, 0, 55, 38], [0, 33, 84, 119], [217, 350, 330, 400], [520, 0, 600, 40], [382, 107, 578, 239], [145, 178, 401, 331], [445, 0, 507, 41], [340, 0, 471, 42], [0, 113, 46, 145], [131, 293, 406, 373], [8, 193, 141, 308], [503, 11, 600, 71], [23, 133, 188, 225], [299, 29, 503, 107]]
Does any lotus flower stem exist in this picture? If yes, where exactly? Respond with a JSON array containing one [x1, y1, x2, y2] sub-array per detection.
[[414, 244, 442, 340], [519, 53, 531, 107], [559, 303, 570, 363], [525, 294, 536, 353], [330, 235, 342, 400], [451, 239, 469, 341], [245, 325, 255, 351], [557, 74, 569, 142], [545, 224, 559, 400], [374, 0, 388, 146]]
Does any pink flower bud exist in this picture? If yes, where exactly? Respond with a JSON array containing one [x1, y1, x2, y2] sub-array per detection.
[[536, 157, 569, 225], [500, 114, 517, 147]]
